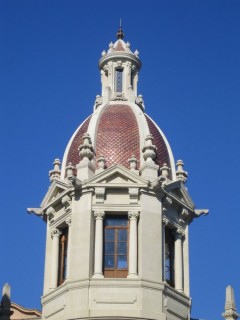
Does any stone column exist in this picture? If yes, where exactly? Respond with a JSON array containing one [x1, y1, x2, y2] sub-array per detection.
[[93, 210, 105, 278], [66, 217, 72, 279], [174, 228, 184, 292], [50, 229, 61, 289], [127, 211, 139, 278]]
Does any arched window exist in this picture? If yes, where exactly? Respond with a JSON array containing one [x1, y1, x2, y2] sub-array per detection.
[[104, 215, 128, 278]]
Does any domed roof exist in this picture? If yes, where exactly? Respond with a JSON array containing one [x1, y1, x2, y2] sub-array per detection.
[[60, 29, 176, 180], [61, 102, 175, 180]]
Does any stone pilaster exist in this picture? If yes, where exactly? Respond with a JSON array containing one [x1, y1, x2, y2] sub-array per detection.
[[127, 211, 139, 278], [65, 217, 72, 279], [93, 210, 105, 278], [174, 228, 184, 292], [50, 229, 62, 289]]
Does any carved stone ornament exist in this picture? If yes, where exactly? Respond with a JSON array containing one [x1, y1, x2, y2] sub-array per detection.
[[95, 187, 105, 204], [93, 210, 105, 219], [142, 134, 157, 163], [163, 196, 172, 208], [46, 206, 56, 221], [162, 216, 169, 226], [62, 194, 71, 212], [176, 160, 188, 183], [95, 95, 103, 107], [50, 229, 62, 238], [222, 286, 239, 320], [49, 158, 61, 182], [135, 95, 145, 110], [160, 163, 170, 178], [78, 133, 94, 161], [97, 156, 106, 170], [129, 187, 139, 204], [151, 175, 167, 190], [175, 227, 185, 238], [68, 176, 82, 188], [128, 211, 139, 220], [65, 217, 72, 226], [179, 208, 189, 223], [65, 162, 75, 178], [194, 209, 209, 217], [128, 155, 137, 170]]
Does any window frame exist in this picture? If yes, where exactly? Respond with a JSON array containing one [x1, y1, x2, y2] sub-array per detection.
[[58, 227, 68, 286], [115, 68, 123, 93], [103, 214, 129, 278], [165, 227, 175, 287]]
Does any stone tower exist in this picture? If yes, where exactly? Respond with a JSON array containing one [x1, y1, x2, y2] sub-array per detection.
[[28, 27, 208, 320]]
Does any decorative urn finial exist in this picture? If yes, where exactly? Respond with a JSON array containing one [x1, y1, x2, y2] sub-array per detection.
[[176, 160, 188, 183], [49, 158, 61, 181], [78, 133, 94, 161], [160, 163, 170, 178], [65, 162, 75, 178], [142, 134, 157, 163]]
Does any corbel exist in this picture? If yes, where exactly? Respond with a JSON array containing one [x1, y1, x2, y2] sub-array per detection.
[[95, 187, 105, 204], [128, 187, 139, 204]]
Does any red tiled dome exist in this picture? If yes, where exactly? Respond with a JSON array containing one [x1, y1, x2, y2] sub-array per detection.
[[63, 104, 172, 177], [95, 104, 140, 168]]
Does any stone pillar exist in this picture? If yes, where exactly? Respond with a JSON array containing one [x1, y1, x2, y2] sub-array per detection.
[[174, 228, 184, 292], [50, 229, 61, 289], [127, 211, 139, 278], [93, 210, 105, 278], [222, 285, 239, 320], [66, 217, 72, 279]]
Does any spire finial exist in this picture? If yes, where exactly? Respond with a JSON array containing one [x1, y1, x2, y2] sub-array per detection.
[[116, 20, 124, 40]]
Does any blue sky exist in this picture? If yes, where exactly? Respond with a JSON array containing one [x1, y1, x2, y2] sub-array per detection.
[[1, 1, 240, 319]]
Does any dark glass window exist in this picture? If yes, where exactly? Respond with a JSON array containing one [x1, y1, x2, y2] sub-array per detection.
[[58, 227, 68, 285], [165, 228, 175, 287], [104, 215, 128, 278], [130, 71, 134, 88], [115, 68, 123, 92]]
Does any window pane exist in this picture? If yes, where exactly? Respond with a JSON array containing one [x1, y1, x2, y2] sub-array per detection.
[[115, 69, 123, 92], [118, 229, 127, 241], [105, 229, 114, 241], [118, 242, 127, 254], [117, 255, 127, 268], [105, 217, 127, 227], [105, 255, 114, 268], [105, 242, 114, 254]]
